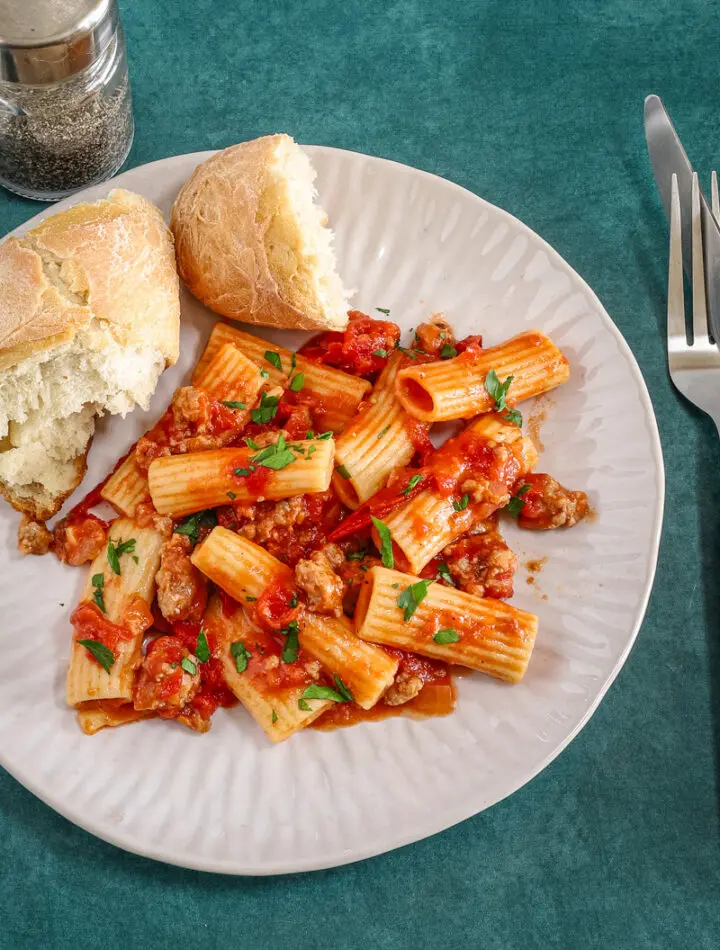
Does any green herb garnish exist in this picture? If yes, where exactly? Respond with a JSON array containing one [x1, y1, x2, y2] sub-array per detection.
[[346, 548, 368, 562], [453, 494, 469, 512], [402, 474, 423, 496], [371, 516, 394, 569], [195, 629, 211, 663], [280, 620, 300, 663], [227, 491, 237, 500], [230, 641, 251, 674], [107, 537, 136, 575], [317, 431, 333, 440], [433, 628, 460, 644], [250, 434, 296, 471], [435, 561, 455, 587], [234, 468, 251, 477], [174, 509, 217, 545], [77, 639, 114, 673], [222, 400, 247, 409], [300, 679, 353, 704], [439, 344, 457, 359], [507, 483, 531, 517], [181, 657, 197, 676], [376, 307, 391, 315], [397, 579, 433, 621], [245, 437, 260, 450], [251, 392, 279, 424], [373, 348, 388, 358], [91, 573, 106, 613], [264, 350, 283, 371], [503, 408, 523, 427], [336, 464, 352, 479], [377, 425, 391, 439], [298, 698, 311, 711], [485, 369, 514, 412], [272, 709, 278, 724], [289, 373, 305, 392]]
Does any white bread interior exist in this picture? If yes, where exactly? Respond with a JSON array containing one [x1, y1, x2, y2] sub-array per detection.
[[171, 134, 351, 331], [0, 188, 180, 521]]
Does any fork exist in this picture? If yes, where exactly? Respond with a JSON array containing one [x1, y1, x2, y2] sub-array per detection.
[[667, 171, 720, 431]]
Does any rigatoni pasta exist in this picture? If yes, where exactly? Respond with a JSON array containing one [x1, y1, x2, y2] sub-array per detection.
[[192, 322, 371, 432], [66, 520, 165, 706], [332, 352, 422, 508], [148, 438, 335, 516], [57, 307, 586, 742], [355, 566, 538, 683], [395, 330, 570, 422]]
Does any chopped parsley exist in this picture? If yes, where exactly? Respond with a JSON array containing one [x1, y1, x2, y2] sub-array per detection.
[[250, 434, 296, 471], [251, 392, 279, 424], [77, 639, 114, 673], [289, 372, 305, 392], [397, 579, 433, 621], [306, 429, 315, 439], [230, 640, 251, 673], [291, 352, 297, 372], [453, 494, 470, 511], [377, 425, 391, 439], [264, 350, 283, 371], [371, 516, 394, 569], [433, 628, 460, 644], [234, 468, 251, 477], [507, 483, 531, 517], [316, 431, 333, 440], [373, 348, 388, 358], [298, 698, 311, 711], [435, 561, 456, 587], [181, 657, 197, 676], [396, 346, 422, 359], [300, 677, 353, 705], [245, 595, 257, 602], [346, 547, 368, 562], [336, 464, 352, 479], [271, 709, 278, 724], [376, 307, 391, 315], [222, 400, 247, 410], [260, 369, 269, 378], [107, 537, 137, 575], [289, 593, 298, 608], [195, 629, 211, 663], [485, 369, 514, 412], [439, 344, 457, 359], [280, 620, 300, 663], [402, 474, 424, 496], [227, 491, 237, 500], [91, 573, 106, 613], [174, 509, 217, 545], [245, 437, 261, 450], [503, 408, 523, 427]]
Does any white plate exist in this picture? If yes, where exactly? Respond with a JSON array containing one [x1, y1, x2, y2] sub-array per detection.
[[0, 148, 664, 874]]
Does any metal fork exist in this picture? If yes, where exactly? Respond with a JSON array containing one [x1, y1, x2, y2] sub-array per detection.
[[667, 171, 720, 431]]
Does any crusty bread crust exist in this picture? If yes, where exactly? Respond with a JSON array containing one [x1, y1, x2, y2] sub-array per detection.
[[0, 189, 180, 372], [171, 136, 347, 331], [0, 445, 89, 522]]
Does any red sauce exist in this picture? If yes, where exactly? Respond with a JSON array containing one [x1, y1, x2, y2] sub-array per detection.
[[403, 415, 434, 465], [328, 473, 426, 541], [226, 451, 273, 497], [252, 579, 299, 632], [218, 589, 239, 617], [455, 334, 484, 357], [299, 311, 401, 379], [71, 602, 135, 656]]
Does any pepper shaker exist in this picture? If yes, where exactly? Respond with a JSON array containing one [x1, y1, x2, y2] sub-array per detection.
[[0, 0, 134, 201]]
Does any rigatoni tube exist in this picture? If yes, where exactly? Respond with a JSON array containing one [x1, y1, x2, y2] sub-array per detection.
[[355, 566, 538, 683], [148, 438, 335, 516], [395, 330, 570, 422]]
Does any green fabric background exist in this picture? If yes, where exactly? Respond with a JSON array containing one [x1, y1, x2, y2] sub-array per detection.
[[0, 0, 718, 946]]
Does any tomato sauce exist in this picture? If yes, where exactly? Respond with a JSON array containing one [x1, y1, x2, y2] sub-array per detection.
[[299, 311, 401, 379], [71, 602, 135, 656]]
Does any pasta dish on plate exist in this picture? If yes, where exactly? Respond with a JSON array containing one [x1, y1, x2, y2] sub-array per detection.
[[55, 310, 588, 741]]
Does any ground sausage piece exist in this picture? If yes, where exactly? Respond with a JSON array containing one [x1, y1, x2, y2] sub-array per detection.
[[414, 314, 456, 356], [444, 531, 517, 599], [172, 386, 212, 433], [155, 534, 208, 622], [17, 516, 53, 556], [52, 516, 107, 566], [516, 473, 589, 530], [384, 671, 424, 706], [239, 496, 307, 544], [294, 549, 344, 617], [134, 636, 201, 714]]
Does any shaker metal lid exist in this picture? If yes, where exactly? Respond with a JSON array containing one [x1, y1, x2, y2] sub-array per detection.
[[0, 0, 118, 84]]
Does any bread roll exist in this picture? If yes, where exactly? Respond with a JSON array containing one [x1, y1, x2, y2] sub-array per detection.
[[171, 134, 351, 332], [0, 188, 180, 521]]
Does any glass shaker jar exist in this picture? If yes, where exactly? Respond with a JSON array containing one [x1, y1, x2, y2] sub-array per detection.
[[0, 0, 134, 201]]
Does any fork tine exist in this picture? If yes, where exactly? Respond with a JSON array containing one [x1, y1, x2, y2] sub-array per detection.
[[668, 174, 686, 344], [691, 172, 710, 344], [712, 170, 720, 226]]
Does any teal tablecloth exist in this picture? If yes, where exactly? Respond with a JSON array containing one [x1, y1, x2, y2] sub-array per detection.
[[1, 1, 718, 946]]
